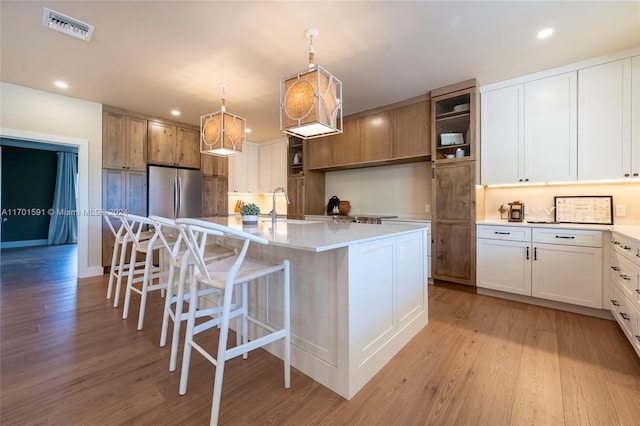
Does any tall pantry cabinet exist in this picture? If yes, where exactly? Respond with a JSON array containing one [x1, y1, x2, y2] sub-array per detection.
[[430, 79, 480, 286], [101, 109, 148, 266]]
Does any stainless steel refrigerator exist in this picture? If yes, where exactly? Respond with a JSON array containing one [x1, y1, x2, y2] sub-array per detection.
[[148, 165, 203, 219]]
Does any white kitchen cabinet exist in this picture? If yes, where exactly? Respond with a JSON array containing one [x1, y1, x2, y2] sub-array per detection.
[[477, 225, 603, 309], [228, 141, 259, 193], [609, 231, 640, 358], [481, 72, 576, 185], [578, 57, 639, 181], [259, 140, 287, 193]]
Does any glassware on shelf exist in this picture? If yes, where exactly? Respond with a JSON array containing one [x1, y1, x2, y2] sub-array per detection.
[[543, 206, 557, 222]]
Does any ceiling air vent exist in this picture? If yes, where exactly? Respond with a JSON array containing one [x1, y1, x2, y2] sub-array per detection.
[[42, 8, 94, 42]]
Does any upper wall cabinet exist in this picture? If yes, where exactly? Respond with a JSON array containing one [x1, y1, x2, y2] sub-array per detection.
[[481, 72, 577, 185], [361, 111, 392, 162], [259, 140, 287, 193], [102, 112, 147, 171], [201, 153, 228, 177], [392, 100, 430, 158], [578, 57, 639, 181], [148, 121, 200, 169], [431, 85, 477, 164]]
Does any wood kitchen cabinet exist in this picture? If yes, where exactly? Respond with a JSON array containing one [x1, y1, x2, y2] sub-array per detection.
[[306, 136, 332, 170], [481, 72, 577, 185], [430, 80, 479, 286], [102, 111, 147, 171], [361, 111, 392, 162], [101, 168, 147, 266], [392, 100, 430, 159], [202, 176, 228, 217], [330, 118, 361, 166], [287, 138, 326, 219], [431, 161, 476, 285], [148, 121, 200, 169], [201, 153, 228, 177], [578, 56, 640, 181]]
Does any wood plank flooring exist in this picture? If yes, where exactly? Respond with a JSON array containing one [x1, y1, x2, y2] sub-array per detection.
[[1, 245, 639, 425]]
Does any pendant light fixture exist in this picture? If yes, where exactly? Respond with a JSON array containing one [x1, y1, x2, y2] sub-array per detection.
[[200, 84, 246, 156], [280, 27, 343, 139]]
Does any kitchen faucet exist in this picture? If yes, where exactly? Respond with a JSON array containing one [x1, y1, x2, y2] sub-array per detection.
[[270, 187, 290, 221]]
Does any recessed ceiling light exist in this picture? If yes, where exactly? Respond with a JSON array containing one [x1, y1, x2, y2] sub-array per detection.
[[171, 110, 180, 116], [54, 81, 68, 89], [245, 128, 252, 134], [537, 28, 554, 39]]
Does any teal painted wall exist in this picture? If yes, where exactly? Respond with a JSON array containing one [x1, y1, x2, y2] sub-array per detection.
[[1, 145, 57, 242]]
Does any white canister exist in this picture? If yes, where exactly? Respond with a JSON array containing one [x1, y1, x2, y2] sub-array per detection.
[[455, 148, 465, 158]]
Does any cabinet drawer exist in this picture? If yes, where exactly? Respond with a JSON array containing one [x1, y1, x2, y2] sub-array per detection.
[[611, 251, 640, 305], [611, 285, 636, 340], [611, 233, 640, 266], [477, 225, 531, 242], [532, 228, 602, 247]]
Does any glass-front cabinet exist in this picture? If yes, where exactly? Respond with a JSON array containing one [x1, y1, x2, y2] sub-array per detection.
[[431, 85, 477, 164]]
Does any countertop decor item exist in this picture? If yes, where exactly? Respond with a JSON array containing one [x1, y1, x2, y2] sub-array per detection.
[[280, 27, 343, 140], [554, 195, 613, 225], [240, 202, 260, 224], [201, 83, 246, 156]]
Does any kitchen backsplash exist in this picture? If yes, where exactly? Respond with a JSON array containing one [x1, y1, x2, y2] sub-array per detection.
[[484, 181, 640, 225], [228, 193, 289, 216], [324, 162, 431, 219]]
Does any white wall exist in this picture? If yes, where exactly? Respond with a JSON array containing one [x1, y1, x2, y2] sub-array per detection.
[[324, 162, 431, 219], [0, 82, 103, 277]]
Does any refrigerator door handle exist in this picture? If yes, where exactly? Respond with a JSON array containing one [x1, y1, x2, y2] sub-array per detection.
[[177, 176, 182, 218], [173, 177, 179, 218]]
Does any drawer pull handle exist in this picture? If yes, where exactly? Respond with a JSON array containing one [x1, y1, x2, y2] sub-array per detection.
[[526, 247, 529, 260], [619, 312, 630, 321], [621, 245, 632, 250], [495, 231, 510, 235], [620, 274, 631, 281], [636, 335, 640, 343], [636, 289, 640, 295], [534, 247, 537, 261], [611, 299, 620, 307], [613, 241, 620, 245], [611, 266, 620, 271], [555, 235, 575, 239]]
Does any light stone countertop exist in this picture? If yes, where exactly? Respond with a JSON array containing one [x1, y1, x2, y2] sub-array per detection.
[[199, 216, 429, 253]]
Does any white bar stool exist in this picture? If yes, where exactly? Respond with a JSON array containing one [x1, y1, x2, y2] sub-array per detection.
[[149, 215, 234, 372], [102, 211, 152, 307], [121, 214, 168, 330], [175, 218, 291, 426]]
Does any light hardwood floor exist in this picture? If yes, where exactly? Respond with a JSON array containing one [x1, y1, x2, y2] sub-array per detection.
[[1, 245, 639, 425]]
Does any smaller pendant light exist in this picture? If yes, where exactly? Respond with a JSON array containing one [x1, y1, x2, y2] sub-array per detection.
[[200, 84, 246, 156], [280, 27, 343, 139]]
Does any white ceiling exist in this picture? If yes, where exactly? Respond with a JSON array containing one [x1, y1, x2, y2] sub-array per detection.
[[1, 1, 639, 143]]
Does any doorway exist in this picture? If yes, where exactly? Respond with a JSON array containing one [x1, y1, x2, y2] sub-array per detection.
[[0, 129, 90, 277]]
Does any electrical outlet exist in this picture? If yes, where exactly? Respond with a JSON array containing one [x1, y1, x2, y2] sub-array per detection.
[[425, 204, 431, 213], [616, 204, 626, 217]]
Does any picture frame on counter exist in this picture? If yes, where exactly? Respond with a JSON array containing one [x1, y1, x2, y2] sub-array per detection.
[[554, 195, 613, 225]]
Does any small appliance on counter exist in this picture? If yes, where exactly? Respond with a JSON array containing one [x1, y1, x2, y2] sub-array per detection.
[[508, 201, 524, 222], [327, 195, 340, 215]]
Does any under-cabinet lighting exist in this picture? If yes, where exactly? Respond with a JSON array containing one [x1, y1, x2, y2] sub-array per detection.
[[171, 110, 180, 116], [54, 81, 68, 89]]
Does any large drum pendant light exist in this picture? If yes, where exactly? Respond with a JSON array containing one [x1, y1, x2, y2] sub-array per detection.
[[280, 28, 343, 139]]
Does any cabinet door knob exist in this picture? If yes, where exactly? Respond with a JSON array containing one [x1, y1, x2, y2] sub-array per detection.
[[611, 299, 620, 307], [518, 178, 523, 182], [634, 173, 639, 177], [524, 178, 529, 182], [624, 173, 630, 177]]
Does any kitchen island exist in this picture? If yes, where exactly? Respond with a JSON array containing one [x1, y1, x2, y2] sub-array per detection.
[[200, 216, 430, 399]]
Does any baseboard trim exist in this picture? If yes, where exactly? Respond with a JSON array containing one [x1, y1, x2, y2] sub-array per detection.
[[1, 239, 48, 249]]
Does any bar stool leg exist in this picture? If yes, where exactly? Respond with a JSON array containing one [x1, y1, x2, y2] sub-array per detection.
[[210, 285, 234, 426], [169, 264, 190, 372], [160, 262, 177, 348], [113, 236, 130, 308], [136, 253, 154, 330], [122, 246, 138, 317], [241, 282, 249, 359], [106, 237, 120, 300], [283, 260, 291, 388], [179, 275, 199, 395]]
